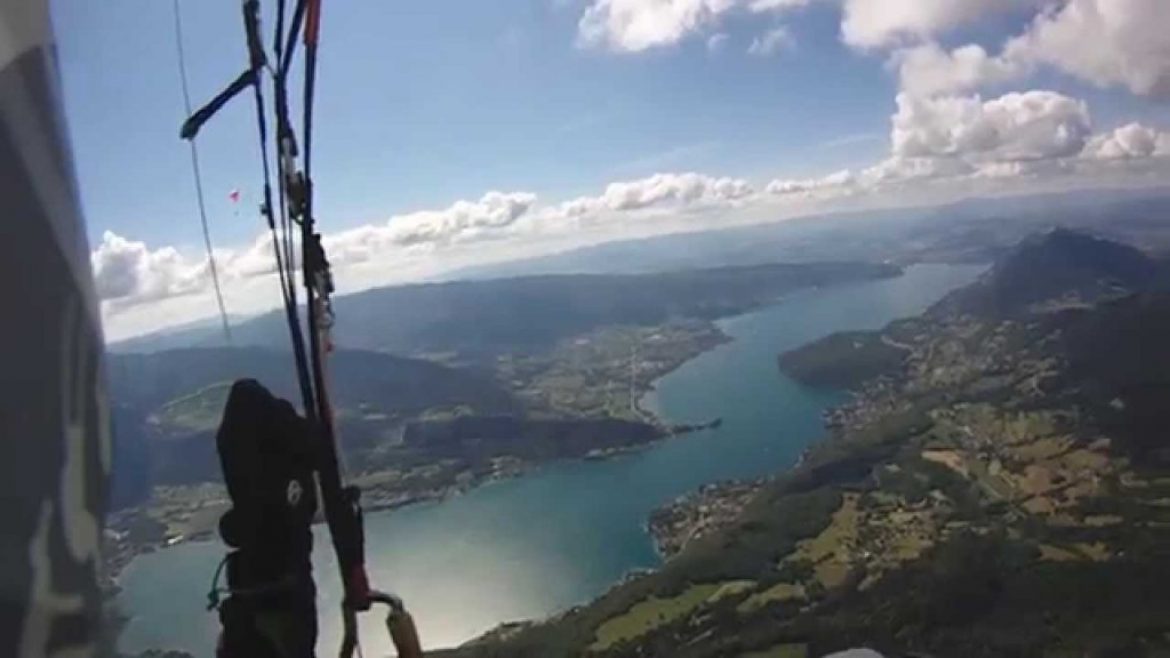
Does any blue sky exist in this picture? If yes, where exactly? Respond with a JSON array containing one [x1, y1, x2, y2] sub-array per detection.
[[56, 0, 889, 247], [54, 0, 1170, 339]]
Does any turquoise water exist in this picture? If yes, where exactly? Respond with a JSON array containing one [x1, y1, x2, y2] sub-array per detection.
[[116, 264, 984, 657]]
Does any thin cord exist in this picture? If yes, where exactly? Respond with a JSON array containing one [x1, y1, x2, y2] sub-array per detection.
[[172, 0, 233, 344]]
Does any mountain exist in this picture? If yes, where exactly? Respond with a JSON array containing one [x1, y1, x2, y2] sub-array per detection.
[[781, 230, 1163, 390], [449, 207, 928, 279], [108, 347, 516, 417], [116, 261, 900, 357], [1057, 292, 1170, 464], [106, 314, 249, 355], [452, 188, 1170, 281], [930, 228, 1160, 318], [108, 189, 1170, 355]]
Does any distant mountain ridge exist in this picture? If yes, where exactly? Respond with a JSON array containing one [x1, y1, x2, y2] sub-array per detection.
[[110, 188, 1170, 355], [930, 228, 1161, 318], [109, 315, 250, 354], [452, 188, 1170, 281], [113, 261, 900, 357], [109, 346, 516, 417], [779, 229, 1166, 391]]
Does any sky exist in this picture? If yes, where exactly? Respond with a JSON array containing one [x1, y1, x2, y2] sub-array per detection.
[[51, 0, 1170, 340]]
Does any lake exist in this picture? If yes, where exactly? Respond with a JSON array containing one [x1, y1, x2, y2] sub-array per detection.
[[115, 263, 985, 657]]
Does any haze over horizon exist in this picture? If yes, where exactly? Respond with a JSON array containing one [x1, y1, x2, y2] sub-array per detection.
[[55, 0, 1170, 340]]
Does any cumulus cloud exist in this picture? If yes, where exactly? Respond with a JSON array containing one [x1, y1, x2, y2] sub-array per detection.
[[91, 231, 209, 303], [553, 172, 754, 220], [90, 192, 536, 306], [225, 234, 285, 278], [971, 158, 1075, 180], [315, 191, 538, 270], [94, 95, 1170, 319], [860, 155, 975, 186], [890, 91, 1092, 163], [766, 169, 856, 197], [892, 0, 1170, 99], [92, 173, 761, 309], [603, 172, 754, 209], [1004, 0, 1170, 98], [857, 92, 1170, 189], [579, 0, 1170, 102], [893, 43, 1024, 97], [1082, 122, 1170, 160], [384, 191, 538, 246], [768, 88, 1167, 194], [577, 0, 806, 52], [747, 26, 795, 56], [841, 0, 1036, 50]]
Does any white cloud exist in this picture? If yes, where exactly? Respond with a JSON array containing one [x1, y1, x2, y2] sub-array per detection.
[[748, 26, 795, 56], [748, 0, 807, 10], [94, 173, 756, 311], [99, 96, 1170, 315], [385, 191, 538, 246], [841, 0, 1036, 49], [891, 91, 1092, 163], [602, 172, 754, 209], [1004, 0, 1170, 98], [577, 0, 806, 52], [225, 234, 285, 278], [775, 89, 1168, 194], [706, 32, 729, 52], [893, 43, 1024, 97], [859, 92, 1170, 189], [861, 155, 975, 185], [972, 159, 1074, 180], [95, 90, 1170, 339], [766, 169, 856, 197], [552, 172, 754, 220], [91, 231, 209, 303], [579, 0, 1170, 102], [316, 191, 538, 270], [891, 0, 1170, 99], [1082, 122, 1170, 160]]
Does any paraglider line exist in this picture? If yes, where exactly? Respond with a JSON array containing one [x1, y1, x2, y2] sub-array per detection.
[[172, 0, 233, 344]]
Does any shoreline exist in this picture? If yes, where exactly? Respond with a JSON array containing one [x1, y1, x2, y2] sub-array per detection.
[[105, 282, 856, 591], [108, 327, 740, 658], [645, 477, 767, 560], [105, 367, 723, 589], [109, 276, 898, 655], [106, 317, 737, 573]]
